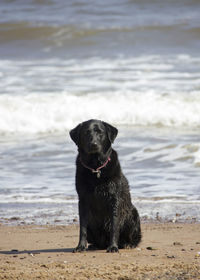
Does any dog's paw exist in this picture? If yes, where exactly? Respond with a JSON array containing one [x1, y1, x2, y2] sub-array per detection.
[[73, 245, 86, 253], [106, 245, 119, 253]]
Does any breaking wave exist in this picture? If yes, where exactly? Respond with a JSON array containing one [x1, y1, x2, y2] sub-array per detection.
[[0, 55, 200, 135], [1, 90, 200, 134]]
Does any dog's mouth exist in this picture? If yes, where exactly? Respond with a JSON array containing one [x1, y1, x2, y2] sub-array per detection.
[[87, 143, 101, 154], [88, 148, 100, 154]]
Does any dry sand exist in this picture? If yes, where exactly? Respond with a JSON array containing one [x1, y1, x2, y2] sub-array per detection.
[[0, 223, 200, 279]]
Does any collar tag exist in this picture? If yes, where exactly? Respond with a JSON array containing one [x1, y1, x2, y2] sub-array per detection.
[[92, 169, 101, 178]]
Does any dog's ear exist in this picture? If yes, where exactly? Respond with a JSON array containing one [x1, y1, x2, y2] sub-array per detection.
[[103, 121, 118, 143], [69, 123, 82, 146]]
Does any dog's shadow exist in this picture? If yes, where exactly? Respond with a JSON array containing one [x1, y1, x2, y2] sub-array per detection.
[[0, 248, 74, 255]]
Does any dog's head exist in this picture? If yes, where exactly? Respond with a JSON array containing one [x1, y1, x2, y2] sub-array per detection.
[[70, 119, 118, 155]]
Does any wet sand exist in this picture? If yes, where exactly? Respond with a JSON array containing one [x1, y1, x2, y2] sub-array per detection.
[[0, 223, 200, 279]]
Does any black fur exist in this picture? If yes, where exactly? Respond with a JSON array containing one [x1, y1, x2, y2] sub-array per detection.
[[70, 119, 141, 253]]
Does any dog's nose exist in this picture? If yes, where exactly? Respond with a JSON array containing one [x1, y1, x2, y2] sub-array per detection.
[[91, 142, 98, 149]]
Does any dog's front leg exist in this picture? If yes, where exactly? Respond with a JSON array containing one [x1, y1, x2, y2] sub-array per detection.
[[107, 198, 119, 253], [73, 199, 88, 252]]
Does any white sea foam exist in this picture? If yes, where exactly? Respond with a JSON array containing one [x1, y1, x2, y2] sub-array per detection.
[[0, 194, 78, 204], [0, 91, 200, 134], [0, 55, 200, 134]]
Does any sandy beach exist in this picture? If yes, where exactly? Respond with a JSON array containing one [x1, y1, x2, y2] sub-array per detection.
[[0, 223, 199, 280], [1, 1, 200, 279]]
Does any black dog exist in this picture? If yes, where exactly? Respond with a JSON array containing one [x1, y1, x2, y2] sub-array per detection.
[[70, 119, 141, 253]]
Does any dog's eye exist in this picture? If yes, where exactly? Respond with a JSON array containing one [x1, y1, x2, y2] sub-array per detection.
[[93, 126, 100, 132], [95, 128, 102, 134]]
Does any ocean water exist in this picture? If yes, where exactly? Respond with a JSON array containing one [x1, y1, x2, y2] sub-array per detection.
[[0, 0, 200, 225]]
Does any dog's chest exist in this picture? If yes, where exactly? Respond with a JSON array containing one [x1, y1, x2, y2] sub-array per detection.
[[88, 182, 116, 212], [87, 191, 110, 220], [91, 179, 117, 199]]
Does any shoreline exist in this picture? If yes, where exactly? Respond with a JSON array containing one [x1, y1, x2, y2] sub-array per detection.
[[1, 199, 200, 227], [0, 223, 200, 279]]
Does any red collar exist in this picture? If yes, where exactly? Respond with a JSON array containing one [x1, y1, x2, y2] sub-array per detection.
[[79, 156, 111, 178]]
